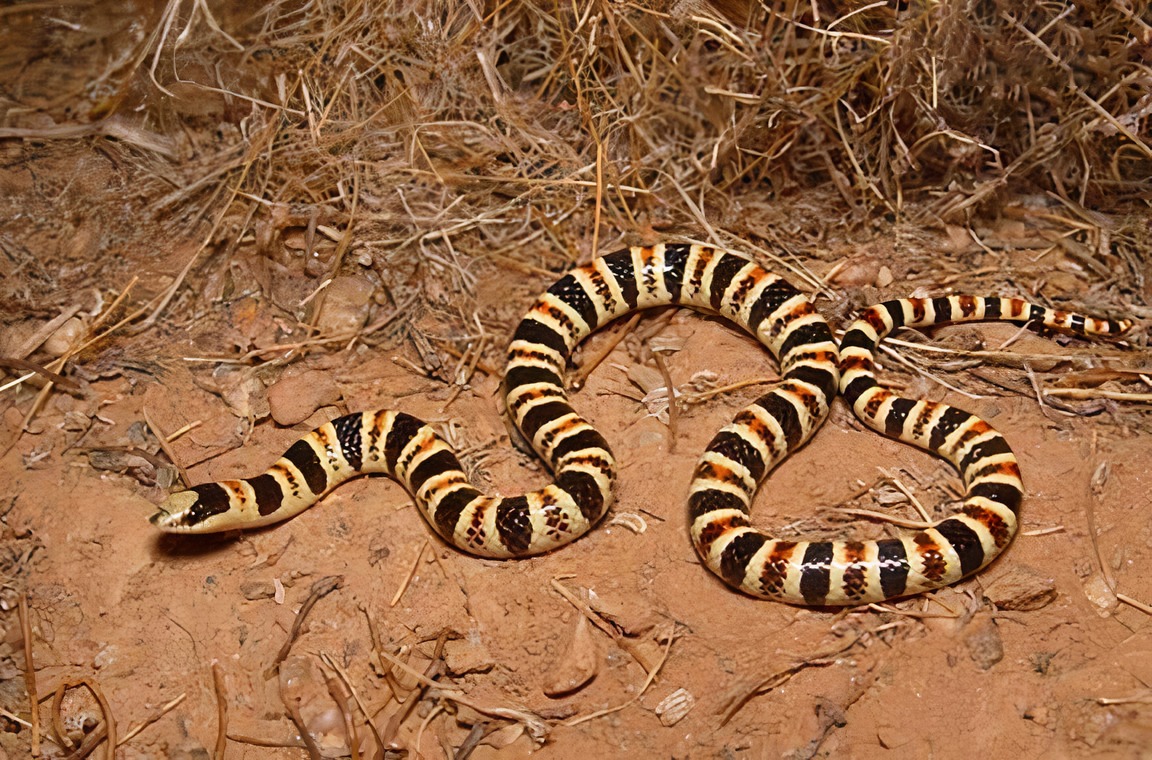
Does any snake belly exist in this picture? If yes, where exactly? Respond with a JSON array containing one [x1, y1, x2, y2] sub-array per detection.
[[151, 243, 1131, 605]]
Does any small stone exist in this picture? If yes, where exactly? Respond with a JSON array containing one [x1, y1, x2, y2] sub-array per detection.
[[587, 590, 659, 636], [827, 256, 880, 288], [240, 580, 276, 600], [964, 617, 1003, 670], [1081, 573, 1118, 616], [943, 224, 973, 252], [443, 639, 495, 676], [543, 616, 599, 697], [44, 317, 85, 357], [93, 644, 119, 669], [1024, 705, 1051, 726], [984, 566, 1057, 611], [314, 276, 373, 335], [876, 265, 894, 287], [266, 369, 341, 426]]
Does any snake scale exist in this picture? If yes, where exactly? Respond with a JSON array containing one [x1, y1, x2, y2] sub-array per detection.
[[151, 243, 1131, 605]]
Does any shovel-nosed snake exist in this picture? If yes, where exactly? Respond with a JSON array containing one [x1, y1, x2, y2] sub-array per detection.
[[150, 243, 1131, 605]]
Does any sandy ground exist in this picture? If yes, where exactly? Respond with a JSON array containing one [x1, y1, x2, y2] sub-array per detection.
[[1, 139, 1150, 759], [2, 1, 1151, 756]]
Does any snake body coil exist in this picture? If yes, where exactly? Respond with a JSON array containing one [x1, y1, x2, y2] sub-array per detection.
[[151, 243, 1130, 605]]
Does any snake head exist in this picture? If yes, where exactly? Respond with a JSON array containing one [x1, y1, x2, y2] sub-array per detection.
[[150, 485, 232, 533]]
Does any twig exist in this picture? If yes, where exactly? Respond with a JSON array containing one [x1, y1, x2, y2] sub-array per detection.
[[390, 541, 428, 607], [83, 276, 141, 341], [1044, 388, 1152, 403], [881, 336, 1129, 365], [1021, 525, 1066, 537], [833, 508, 934, 529], [321, 662, 360, 760], [321, 653, 380, 758], [433, 690, 547, 744], [437, 340, 497, 377], [0, 707, 32, 730], [308, 168, 361, 334], [163, 420, 203, 442], [142, 406, 191, 488], [571, 312, 642, 390], [591, 138, 604, 260], [413, 703, 443, 759], [1, 279, 161, 435], [865, 603, 960, 619], [652, 349, 678, 452], [374, 646, 447, 690], [681, 377, 775, 404], [549, 578, 620, 641], [1097, 690, 1152, 706], [876, 468, 932, 523], [212, 662, 229, 760], [454, 720, 494, 760], [117, 693, 186, 746], [225, 732, 305, 748], [1117, 593, 1152, 616], [720, 634, 863, 724], [284, 700, 323, 760], [877, 342, 981, 400], [182, 318, 399, 364], [1074, 88, 1152, 161], [60, 721, 108, 760], [265, 576, 344, 679], [135, 118, 266, 333], [0, 358, 80, 391], [768, 4, 891, 44], [89, 681, 117, 760], [373, 646, 549, 743], [19, 594, 40, 756], [1085, 459, 1116, 596], [550, 577, 666, 673], [380, 635, 449, 741], [9, 304, 82, 359]]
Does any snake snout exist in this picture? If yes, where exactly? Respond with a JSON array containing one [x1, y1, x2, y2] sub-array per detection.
[[149, 491, 202, 533]]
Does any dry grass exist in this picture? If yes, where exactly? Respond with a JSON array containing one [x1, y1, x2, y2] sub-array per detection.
[[2, 0, 1149, 326]]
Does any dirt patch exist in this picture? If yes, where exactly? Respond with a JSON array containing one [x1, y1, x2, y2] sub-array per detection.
[[2, 2, 1150, 759], [3, 224, 1149, 758]]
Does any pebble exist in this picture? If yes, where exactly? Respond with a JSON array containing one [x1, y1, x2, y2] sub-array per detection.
[[964, 616, 1004, 670], [543, 616, 599, 697], [1081, 572, 1119, 617], [828, 256, 880, 287], [443, 639, 495, 676], [239, 580, 276, 600], [983, 565, 1057, 611], [314, 276, 373, 335], [44, 316, 85, 356], [266, 369, 341, 426]]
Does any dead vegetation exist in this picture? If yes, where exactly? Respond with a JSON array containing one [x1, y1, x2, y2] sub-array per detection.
[[1, 1, 1151, 758]]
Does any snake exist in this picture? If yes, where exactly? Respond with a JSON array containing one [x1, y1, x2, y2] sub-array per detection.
[[150, 243, 1131, 605]]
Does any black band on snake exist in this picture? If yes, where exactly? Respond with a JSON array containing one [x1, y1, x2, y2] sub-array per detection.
[[150, 243, 1131, 606]]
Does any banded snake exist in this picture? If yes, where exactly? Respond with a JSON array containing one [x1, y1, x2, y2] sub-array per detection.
[[150, 243, 1131, 605]]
